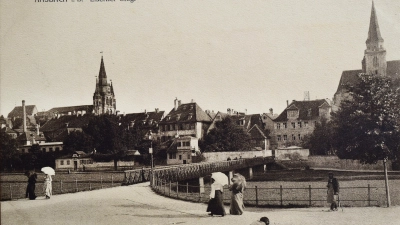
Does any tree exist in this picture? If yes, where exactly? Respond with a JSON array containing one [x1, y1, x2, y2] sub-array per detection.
[[200, 116, 252, 152], [84, 115, 126, 170], [63, 131, 94, 154], [301, 117, 334, 155], [331, 74, 400, 207], [0, 131, 20, 171]]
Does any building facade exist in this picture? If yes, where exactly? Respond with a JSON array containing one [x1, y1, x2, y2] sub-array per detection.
[[273, 99, 331, 148]]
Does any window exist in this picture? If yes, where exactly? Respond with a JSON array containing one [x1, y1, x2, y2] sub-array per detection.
[[283, 135, 287, 141], [298, 134, 301, 140], [49, 148, 53, 152], [175, 124, 179, 130], [169, 153, 176, 159], [60, 160, 64, 165], [277, 135, 281, 141], [292, 134, 295, 140], [283, 123, 287, 129], [169, 153, 172, 159], [276, 123, 281, 129], [177, 142, 182, 147], [298, 122, 302, 128], [291, 122, 296, 128], [188, 154, 191, 159], [67, 160, 70, 165], [170, 124, 174, 130], [190, 123, 195, 129], [42, 148, 46, 153], [304, 122, 308, 128], [287, 110, 298, 118], [179, 155, 182, 160]]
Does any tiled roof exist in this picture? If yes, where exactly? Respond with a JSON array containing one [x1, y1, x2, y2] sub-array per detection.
[[46, 105, 94, 115], [7, 105, 37, 118], [119, 111, 164, 129], [40, 115, 92, 132], [248, 124, 267, 139], [160, 103, 212, 124], [274, 99, 329, 122]]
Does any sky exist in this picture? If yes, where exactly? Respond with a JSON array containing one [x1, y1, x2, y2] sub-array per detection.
[[1, 0, 400, 117]]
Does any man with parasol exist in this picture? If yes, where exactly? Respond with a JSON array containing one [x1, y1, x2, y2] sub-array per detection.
[[206, 172, 228, 216], [41, 167, 55, 199]]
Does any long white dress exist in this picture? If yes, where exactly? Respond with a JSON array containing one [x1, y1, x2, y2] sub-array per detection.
[[44, 175, 52, 197]]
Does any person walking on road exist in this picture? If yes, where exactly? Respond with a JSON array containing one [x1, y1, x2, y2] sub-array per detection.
[[25, 171, 37, 200], [44, 174, 52, 199], [327, 172, 339, 211], [206, 178, 226, 217], [229, 173, 246, 215]]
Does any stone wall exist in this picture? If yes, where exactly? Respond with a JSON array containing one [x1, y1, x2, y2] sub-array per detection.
[[275, 148, 309, 160], [202, 150, 270, 162], [308, 155, 392, 171]]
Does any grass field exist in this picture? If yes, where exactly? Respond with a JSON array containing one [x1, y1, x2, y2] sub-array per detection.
[[1, 172, 126, 201], [154, 169, 400, 207]]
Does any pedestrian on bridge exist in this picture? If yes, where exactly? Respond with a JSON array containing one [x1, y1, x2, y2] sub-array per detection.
[[229, 173, 246, 215]]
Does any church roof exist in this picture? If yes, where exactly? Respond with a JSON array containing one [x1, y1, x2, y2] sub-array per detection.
[[40, 115, 92, 132], [366, 1, 383, 44], [46, 105, 93, 115], [119, 110, 165, 127], [274, 99, 329, 122], [335, 60, 400, 95], [8, 105, 37, 118]]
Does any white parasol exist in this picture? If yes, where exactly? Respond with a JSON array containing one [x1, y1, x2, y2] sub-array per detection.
[[41, 167, 55, 176], [211, 172, 229, 186]]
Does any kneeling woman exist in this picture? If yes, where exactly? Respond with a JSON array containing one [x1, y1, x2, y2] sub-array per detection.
[[207, 178, 226, 216]]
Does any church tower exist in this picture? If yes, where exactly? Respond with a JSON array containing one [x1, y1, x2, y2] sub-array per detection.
[[362, 1, 387, 76], [93, 56, 116, 115]]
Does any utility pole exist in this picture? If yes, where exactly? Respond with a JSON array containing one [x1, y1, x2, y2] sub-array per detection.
[[383, 158, 391, 207]]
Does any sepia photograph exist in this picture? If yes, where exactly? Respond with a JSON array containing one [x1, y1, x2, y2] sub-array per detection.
[[1, 0, 400, 224]]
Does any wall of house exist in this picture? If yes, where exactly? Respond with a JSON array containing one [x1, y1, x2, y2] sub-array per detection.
[[167, 150, 192, 165], [307, 156, 392, 171], [274, 148, 309, 160], [202, 150, 268, 162], [273, 120, 316, 148]]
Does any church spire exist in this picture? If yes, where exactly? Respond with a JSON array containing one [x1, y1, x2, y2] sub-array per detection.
[[98, 56, 107, 79], [366, 1, 384, 47]]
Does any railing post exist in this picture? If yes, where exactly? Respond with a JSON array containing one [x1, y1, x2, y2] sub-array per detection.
[[308, 185, 312, 206], [111, 175, 114, 187], [60, 180, 63, 193], [176, 182, 179, 198], [280, 185, 283, 206], [255, 186, 258, 207], [89, 181, 92, 191], [75, 178, 78, 192], [368, 184, 371, 207], [9, 184, 12, 200], [101, 175, 103, 189], [169, 181, 171, 197], [186, 182, 189, 199]]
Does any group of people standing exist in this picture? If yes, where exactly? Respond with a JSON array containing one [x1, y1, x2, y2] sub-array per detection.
[[206, 173, 246, 217], [25, 171, 53, 200]]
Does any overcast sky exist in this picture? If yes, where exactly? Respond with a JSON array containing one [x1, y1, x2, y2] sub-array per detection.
[[1, 0, 400, 117]]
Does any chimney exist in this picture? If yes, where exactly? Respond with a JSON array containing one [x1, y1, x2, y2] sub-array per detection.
[[174, 98, 178, 111], [227, 108, 231, 115], [144, 109, 147, 114], [245, 109, 247, 115], [155, 108, 159, 113], [36, 124, 40, 135], [191, 99, 194, 103], [22, 100, 27, 133], [286, 100, 289, 107], [269, 108, 273, 115], [178, 100, 181, 107]]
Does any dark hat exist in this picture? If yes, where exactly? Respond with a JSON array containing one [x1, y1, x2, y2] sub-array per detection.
[[260, 217, 269, 225]]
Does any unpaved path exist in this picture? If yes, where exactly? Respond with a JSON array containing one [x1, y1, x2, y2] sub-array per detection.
[[1, 182, 399, 225]]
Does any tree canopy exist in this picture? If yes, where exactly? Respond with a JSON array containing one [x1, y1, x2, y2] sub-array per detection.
[[331, 74, 400, 163], [301, 117, 334, 155], [199, 116, 251, 152]]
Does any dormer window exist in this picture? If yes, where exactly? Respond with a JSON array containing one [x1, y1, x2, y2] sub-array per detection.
[[187, 113, 193, 120], [176, 114, 181, 121], [287, 110, 298, 118], [166, 116, 171, 121], [189, 105, 193, 110], [307, 109, 312, 117], [183, 105, 187, 110]]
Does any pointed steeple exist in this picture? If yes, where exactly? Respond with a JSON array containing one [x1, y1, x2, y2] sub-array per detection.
[[95, 76, 99, 93], [366, 1, 383, 45], [110, 80, 114, 94], [98, 56, 107, 79]]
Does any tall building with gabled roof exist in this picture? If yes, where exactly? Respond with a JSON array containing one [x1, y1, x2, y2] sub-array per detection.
[[333, 2, 400, 110], [93, 56, 116, 115]]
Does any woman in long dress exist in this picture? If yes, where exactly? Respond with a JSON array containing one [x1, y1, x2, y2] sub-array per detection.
[[44, 174, 52, 199], [206, 178, 226, 216], [229, 173, 245, 215]]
